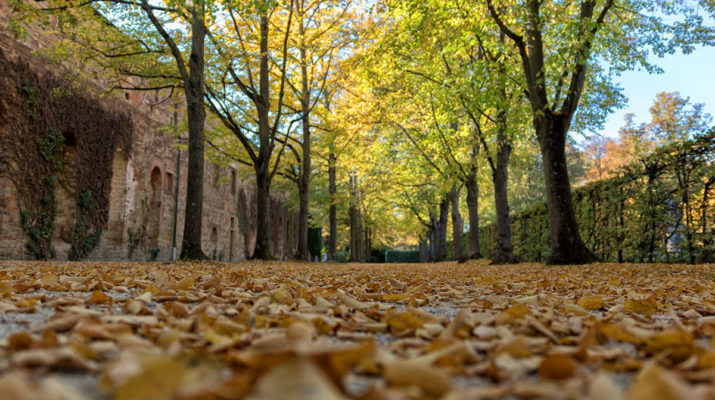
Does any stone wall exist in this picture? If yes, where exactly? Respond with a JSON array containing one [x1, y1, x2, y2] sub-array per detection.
[[0, 4, 298, 261]]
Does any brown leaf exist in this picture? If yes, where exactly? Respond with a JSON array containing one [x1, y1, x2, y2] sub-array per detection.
[[383, 359, 451, 396], [537, 354, 578, 380], [628, 363, 698, 400], [247, 357, 349, 400]]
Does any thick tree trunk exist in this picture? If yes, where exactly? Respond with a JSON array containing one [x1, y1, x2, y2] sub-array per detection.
[[251, 13, 274, 260], [252, 164, 272, 260], [465, 173, 481, 259], [536, 113, 596, 265], [491, 138, 516, 264], [438, 198, 448, 261], [180, 11, 208, 261], [449, 186, 462, 260], [328, 148, 337, 261], [419, 236, 429, 262]]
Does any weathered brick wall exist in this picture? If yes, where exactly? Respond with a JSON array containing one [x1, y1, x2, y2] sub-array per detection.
[[0, 4, 298, 261]]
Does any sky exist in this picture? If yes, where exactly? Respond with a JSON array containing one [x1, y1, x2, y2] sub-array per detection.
[[596, 45, 715, 139]]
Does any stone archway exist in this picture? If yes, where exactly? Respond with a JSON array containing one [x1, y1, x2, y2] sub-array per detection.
[[147, 167, 162, 249]]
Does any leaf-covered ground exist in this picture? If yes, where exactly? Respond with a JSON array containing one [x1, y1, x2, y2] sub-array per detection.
[[0, 260, 714, 399]]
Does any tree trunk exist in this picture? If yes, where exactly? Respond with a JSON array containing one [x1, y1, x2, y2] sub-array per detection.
[[449, 186, 462, 260], [429, 215, 437, 261], [349, 175, 365, 262], [698, 178, 714, 263], [252, 164, 273, 260], [491, 137, 516, 264], [251, 13, 274, 260], [328, 147, 337, 261], [535, 113, 596, 264], [465, 173, 481, 259], [419, 236, 429, 262], [364, 225, 371, 262], [180, 9, 208, 260], [296, 7, 310, 261], [438, 198, 448, 261]]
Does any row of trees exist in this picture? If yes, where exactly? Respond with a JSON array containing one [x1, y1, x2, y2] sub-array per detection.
[[15, 0, 714, 263]]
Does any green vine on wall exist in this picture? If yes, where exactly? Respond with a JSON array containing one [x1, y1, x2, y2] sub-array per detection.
[[0, 45, 133, 260], [69, 190, 103, 260]]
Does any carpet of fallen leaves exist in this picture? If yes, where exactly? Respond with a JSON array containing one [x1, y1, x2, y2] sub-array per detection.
[[0, 260, 714, 400]]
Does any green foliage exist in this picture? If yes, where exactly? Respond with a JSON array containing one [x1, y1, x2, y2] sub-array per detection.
[[20, 181, 57, 260], [36, 128, 65, 169], [334, 249, 349, 263], [385, 249, 420, 263], [20, 129, 65, 260], [22, 80, 38, 120], [69, 190, 103, 261]]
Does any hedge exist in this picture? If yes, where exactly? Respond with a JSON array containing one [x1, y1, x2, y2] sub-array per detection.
[[385, 249, 420, 263]]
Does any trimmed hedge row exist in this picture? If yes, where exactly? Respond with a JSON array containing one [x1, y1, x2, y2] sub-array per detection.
[[385, 249, 420, 263]]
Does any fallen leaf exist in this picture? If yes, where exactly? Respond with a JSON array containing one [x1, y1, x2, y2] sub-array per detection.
[[537, 353, 578, 380]]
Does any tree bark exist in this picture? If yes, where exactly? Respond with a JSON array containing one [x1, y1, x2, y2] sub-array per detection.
[[438, 198, 448, 261], [491, 127, 516, 264], [449, 186, 462, 260], [251, 13, 274, 260], [535, 113, 596, 264], [429, 214, 438, 261], [486, 0, 609, 265], [179, 8, 208, 260], [419, 236, 429, 262], [252, 164, 273, 259], [296, 3, 310, 261], [465, 173, 481, 259], [349, 175, 365, 262], [327, 146, 337, 261]]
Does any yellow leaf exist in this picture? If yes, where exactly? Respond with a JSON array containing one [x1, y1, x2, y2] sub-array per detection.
[[143, 285, 160, 296], [577, 296, 604, 310], [645, 330, 694, 361], [174, 278, 194, 291], [381, 293, 409, 302], [383, 311, 423, 336], [599, 323, 642, 344], [86, 290, 110, 305], [698, 352, 715, 369], [624, 296, 661, 315]]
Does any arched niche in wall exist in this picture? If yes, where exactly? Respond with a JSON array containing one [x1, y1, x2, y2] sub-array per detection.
[[147, 166, 162, 249]]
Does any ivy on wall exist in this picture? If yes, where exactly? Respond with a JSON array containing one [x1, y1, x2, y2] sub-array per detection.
[[0, 45, 133, 260]]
